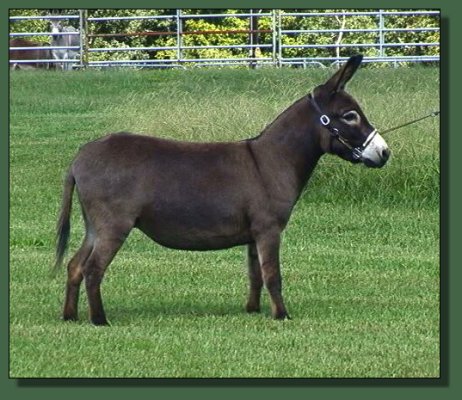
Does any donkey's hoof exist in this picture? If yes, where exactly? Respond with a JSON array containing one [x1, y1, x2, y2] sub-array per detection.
[[245, 303, 261, 314], [273, 312, 292, 321], [62, 314, 78, 322], [91, 316, 110, 326]]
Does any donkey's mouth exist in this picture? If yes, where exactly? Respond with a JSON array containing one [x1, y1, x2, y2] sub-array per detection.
[[362, 151, 390, 168]]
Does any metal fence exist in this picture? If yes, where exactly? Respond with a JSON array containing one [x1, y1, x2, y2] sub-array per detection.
[[9, 9, 440, 69]]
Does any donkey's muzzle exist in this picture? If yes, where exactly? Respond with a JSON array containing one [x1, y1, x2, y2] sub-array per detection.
[[361, 131, 390, 168]]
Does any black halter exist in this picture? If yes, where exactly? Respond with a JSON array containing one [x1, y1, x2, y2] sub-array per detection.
[[308, 93, 378, 160]]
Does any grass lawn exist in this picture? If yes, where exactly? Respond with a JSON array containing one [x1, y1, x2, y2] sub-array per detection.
[[9, 65, 439, 378]]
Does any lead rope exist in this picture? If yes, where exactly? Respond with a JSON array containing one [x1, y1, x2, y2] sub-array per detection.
[[381, 110, 440, 135]]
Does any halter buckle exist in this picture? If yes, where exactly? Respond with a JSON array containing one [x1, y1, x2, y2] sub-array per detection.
[[320, 115, 330, 126], [352, 147, 363, 160]]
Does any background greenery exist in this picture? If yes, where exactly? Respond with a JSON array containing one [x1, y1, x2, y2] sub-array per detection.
[[9, 65, 439, 378], [9, 9, 439, 63]]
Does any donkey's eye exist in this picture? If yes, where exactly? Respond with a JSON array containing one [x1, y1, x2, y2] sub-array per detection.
[[341, 111, 360, 123]]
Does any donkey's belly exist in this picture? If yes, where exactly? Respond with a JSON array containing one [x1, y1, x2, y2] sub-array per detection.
[[135, 204, 252, 251]]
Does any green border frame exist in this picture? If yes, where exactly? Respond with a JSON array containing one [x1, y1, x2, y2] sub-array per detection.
[[3, 0, 457, 398]]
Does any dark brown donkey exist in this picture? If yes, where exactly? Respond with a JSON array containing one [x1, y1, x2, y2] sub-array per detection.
[[55, 55, 390, 325], [9, 38, 53, 70]]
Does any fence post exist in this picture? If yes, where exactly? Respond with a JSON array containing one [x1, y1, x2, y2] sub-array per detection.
[[79, 9, 89, 68], [249, 9, 259, 69], [176, 9, 183, 64], [271, 9, 277, 66], [274, 9, 281, 67], [378, 9, 385, 58]]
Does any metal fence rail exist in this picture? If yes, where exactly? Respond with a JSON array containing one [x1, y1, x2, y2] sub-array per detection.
[[9, 9, 440, 69], [276, 9, 439, 67]]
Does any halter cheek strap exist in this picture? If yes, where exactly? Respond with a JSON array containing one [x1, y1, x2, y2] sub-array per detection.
[[308, 93, 377, 160]]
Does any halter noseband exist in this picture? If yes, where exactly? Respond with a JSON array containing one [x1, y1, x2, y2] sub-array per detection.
[[308, 93, 378, 160]]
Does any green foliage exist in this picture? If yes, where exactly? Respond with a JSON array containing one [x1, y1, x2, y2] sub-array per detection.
[[384, 12, 440, 57], [87, 9, 176, 62], [9, 9, 440, 65], [278, 9, 439, 62], [9, 9, 52, 43]]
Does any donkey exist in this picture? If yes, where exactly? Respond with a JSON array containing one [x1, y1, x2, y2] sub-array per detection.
[[50, 20, 80, 70], [55, 55, 390, 325], [9, 38, 54, 70]]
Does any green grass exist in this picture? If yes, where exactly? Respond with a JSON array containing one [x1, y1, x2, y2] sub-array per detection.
[[9, 66, 440, 378]]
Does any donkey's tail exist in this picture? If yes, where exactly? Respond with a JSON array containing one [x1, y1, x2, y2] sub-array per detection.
[[53, 169, 75, 274]]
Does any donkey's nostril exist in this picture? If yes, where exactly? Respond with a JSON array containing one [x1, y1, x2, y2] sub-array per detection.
[[382, 148, 390, 160]]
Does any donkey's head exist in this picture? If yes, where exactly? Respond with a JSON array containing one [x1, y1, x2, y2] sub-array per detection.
[[310, 55, 390, 168], [50, 20, 63, 33]]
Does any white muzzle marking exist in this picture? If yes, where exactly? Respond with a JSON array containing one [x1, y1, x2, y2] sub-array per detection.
[[361, 130, 389, 164]]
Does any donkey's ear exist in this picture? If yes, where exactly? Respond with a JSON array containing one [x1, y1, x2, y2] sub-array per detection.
[[324, 54, 363, 93]]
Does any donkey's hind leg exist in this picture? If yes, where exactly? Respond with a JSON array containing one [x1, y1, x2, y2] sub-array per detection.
[[82, 224, 132, 326], [62, 236, 93, 321]]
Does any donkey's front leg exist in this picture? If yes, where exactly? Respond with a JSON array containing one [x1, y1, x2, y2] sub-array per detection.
[[255, 232, 290, 320], [246, 243, 263, 313]]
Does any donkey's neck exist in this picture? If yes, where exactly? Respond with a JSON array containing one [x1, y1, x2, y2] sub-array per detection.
[[249, 97, 324, 221]]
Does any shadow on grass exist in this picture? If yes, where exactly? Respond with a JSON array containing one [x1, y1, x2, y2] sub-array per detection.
[[105, 300, 256, 324]]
